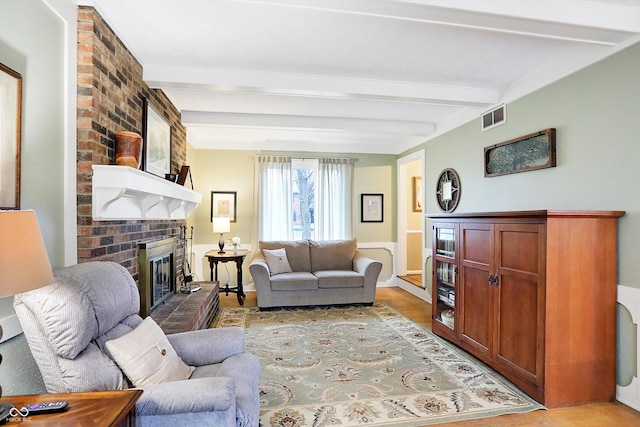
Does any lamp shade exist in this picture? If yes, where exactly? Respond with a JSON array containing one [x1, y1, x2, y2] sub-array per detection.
[[0, 210, 54, 297], [212, 216, 231, 233]]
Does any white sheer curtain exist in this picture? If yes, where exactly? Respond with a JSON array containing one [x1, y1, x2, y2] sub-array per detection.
[[316, 158, 355, 240], [252, 156, 293, 243]]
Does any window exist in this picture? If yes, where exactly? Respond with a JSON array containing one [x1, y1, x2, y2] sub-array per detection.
[[254, 156, 354, 241], [292, 159, 317, 240]]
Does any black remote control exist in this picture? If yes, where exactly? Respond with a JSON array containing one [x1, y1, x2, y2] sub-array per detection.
[[25, 401, 69, 414]]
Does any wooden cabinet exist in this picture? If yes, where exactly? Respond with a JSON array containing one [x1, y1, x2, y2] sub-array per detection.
[[430, 210, 624, 408]]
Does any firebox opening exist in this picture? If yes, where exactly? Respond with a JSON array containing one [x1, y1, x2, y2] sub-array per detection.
[[138, 237, 177, 317]]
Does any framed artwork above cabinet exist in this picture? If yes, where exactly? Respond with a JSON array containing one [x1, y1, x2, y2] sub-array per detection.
[[484, 128, 556, 177]]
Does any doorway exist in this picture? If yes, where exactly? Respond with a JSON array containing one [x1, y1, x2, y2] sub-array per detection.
[[397, 150, 430, 301]]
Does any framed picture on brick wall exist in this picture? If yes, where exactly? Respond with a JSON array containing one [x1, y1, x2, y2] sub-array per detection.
[[142, 98, 171, 177]]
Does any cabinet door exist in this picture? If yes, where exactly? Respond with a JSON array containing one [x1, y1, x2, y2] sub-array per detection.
[[459, 222, 494, 358], [494, 223, 545, 387]]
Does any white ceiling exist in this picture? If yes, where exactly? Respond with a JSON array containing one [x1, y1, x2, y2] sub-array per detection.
[[84, 0, 640, 154]]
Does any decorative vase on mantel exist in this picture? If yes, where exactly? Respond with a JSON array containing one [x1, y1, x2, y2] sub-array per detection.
[[115, 131, 143, 169]]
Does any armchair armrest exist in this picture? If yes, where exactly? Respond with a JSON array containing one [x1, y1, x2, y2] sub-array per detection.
[[136, 377, 234, 416], [167, 327, 245, 366]]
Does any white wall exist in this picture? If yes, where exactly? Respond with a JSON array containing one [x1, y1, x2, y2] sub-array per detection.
[[0, 0, 74, 395], [0, 0, 75, 340]]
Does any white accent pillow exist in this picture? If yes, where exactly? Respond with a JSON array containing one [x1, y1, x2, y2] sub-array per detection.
[[263, 248, 293, 275], [105, 316, 194, 387]]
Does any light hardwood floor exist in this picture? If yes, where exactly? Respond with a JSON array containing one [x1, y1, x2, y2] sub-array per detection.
[[219, 287, 640, 426]]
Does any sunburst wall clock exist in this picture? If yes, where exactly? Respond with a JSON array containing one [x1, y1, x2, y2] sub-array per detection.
[[435, 168, 461, 213]]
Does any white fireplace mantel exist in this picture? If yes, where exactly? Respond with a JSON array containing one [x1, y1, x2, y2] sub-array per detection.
[[92, 165, 202, 221]]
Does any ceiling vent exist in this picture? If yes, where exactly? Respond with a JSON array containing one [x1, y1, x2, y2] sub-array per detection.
[[481, 104, 506, 131]]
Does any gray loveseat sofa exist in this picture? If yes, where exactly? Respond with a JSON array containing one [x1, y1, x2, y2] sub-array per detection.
[[249, 239, 382, 309]]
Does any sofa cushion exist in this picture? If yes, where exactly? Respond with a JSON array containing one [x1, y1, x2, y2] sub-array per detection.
[[309, 239, 357, 272], [106, 316, 195, 387], [315, 270, 364, 288], [270, 272, 318, 291], [263, 248, 293, 275], [260, 240, 311, 272]]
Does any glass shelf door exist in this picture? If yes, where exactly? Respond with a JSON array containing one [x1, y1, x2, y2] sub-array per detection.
[[436, 227, 455, 258], [435, 260, 456, 330]]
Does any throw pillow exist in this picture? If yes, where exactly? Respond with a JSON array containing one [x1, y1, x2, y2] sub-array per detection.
[[263, 248, 294, 275], [260, 240, 311, 271], [105, 316, 195, 387]]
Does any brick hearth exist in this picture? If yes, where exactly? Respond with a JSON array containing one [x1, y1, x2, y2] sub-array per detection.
[[151, 282, 220, 334]]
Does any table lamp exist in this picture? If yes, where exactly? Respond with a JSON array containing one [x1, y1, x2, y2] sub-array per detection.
[[0, 210, 54, 422], [212, 216, 231, 254]]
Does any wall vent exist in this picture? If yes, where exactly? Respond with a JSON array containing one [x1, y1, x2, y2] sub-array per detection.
[[481, 104, 506, 131]]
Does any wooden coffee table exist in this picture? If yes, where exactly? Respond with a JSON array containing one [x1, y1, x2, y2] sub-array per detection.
[[0, 389, 142, 426]]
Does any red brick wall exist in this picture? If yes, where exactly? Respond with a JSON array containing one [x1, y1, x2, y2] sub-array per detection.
[[76, 6, 187, 285]]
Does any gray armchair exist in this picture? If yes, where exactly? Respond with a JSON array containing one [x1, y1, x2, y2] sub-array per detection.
[[13, 261, 260, 427]]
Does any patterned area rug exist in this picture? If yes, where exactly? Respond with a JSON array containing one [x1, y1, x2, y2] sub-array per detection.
[[212, 303, 544, 426]]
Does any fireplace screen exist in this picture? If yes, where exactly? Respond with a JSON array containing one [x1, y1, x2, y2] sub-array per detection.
[[152, 255, 173, 307], [138, 237, 176, 317]]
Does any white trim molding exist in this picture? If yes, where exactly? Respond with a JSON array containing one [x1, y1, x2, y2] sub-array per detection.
[[357, 241, 397, 287], [617, 285, 640, 411]]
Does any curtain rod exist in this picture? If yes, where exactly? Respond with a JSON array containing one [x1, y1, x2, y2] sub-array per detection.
[[249, 155, 359, 161]]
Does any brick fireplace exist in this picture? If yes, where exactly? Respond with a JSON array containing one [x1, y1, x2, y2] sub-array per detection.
[[76, 6, 188, 284], [72, 6, 219, 332]]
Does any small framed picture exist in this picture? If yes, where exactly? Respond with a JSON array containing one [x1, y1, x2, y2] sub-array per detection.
[[361, 193, 383, 223], [211, 191, 237, 223], [412, 176, 422, 212], [143, 98, 172, 177], [177, 165, 192, 188]]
